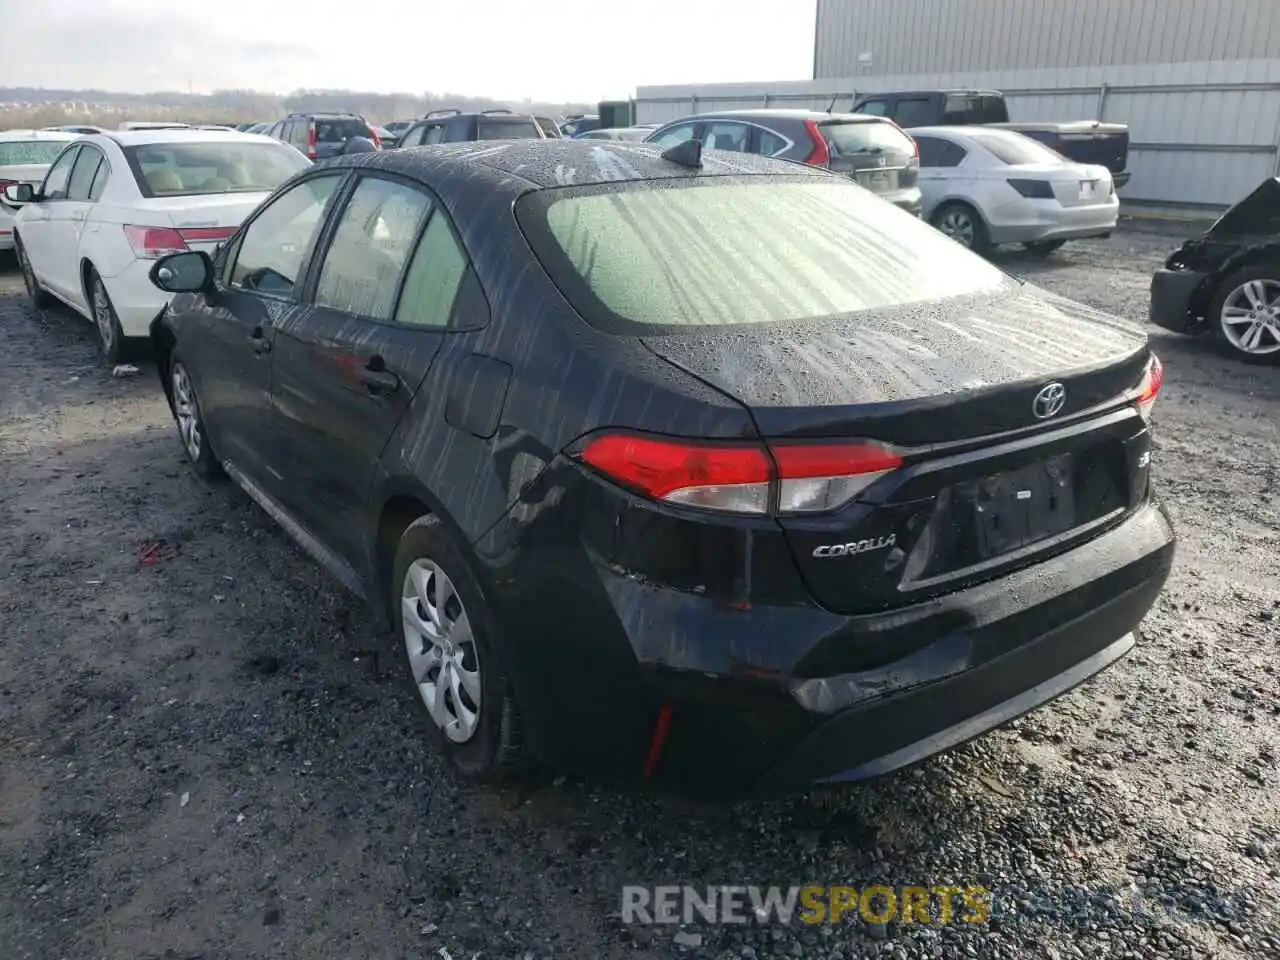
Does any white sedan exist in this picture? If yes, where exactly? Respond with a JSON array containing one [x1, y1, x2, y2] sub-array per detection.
[[907, 126, 1119, 256], [0, 129, 79, 252], [4, 129, 310, 362]]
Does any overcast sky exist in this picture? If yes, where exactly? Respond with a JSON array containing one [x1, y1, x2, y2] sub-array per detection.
[[0, 0, 817, 101]]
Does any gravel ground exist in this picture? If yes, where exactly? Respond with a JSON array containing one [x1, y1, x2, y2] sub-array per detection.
[[1, 226, 1278, 960]]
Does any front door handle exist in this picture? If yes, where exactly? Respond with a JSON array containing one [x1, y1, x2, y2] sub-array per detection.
[[248, 328, 271, 354], [358, 363, 399, 394]]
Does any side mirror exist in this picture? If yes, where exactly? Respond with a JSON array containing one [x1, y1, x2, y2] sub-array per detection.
[[2, 183, 34, 205], [150, 250, 213, 294]]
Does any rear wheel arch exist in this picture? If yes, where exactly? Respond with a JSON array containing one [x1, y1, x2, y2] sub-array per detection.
[[931, 198, 991, 253], [372, 482, 476, 624]]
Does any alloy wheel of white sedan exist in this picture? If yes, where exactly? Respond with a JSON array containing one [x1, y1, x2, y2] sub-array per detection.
[[1219, 278, 1280, 358], [402, 558, 483, 743]]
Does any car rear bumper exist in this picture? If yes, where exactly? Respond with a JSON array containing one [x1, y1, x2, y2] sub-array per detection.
[[987, 196, 1119, 244], [503, 499, 1174, 794], [100, 257, 172, 338], [1149, 266, 1209, 333]]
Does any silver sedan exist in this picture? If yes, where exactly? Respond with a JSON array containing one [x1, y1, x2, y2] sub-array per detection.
[[908, 125, 1119, 256]]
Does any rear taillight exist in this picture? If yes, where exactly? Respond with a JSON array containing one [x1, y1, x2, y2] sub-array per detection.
[[0, 178, 17, 192], [307, 125, 317, 160], [1134, 353, 1163, 421], [803, 119, 831, 167], [574, 432, 902, 516], [368, 126, 381, 148], [1007, 178, 1055, 199], [124, 225, 188, 258]]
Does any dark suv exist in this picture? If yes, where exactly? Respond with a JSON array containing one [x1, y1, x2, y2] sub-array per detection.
[[395, 108, 547, 148], [645, 109, 922, 216], [264, 112, 380, 161]]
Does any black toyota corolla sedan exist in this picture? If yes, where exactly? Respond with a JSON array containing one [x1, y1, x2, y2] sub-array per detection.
[[146, 139, 1174, 794]]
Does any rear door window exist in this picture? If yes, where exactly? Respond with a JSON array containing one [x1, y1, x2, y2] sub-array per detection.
[[702, 122, 750, 152], [755, 128, 789, 155], [423, 124, 446, 145], [890, 98, 933, 128], [399, 125, 426, 148], [854, 99, 889, 117], [66, 146, 104, 201], [477, 118, 542, 140], [313, 177, 434, 321], [914, 136, 967, 168], [944, 94, 1008, 124], [443, 117, 472, 142], [395, 210, 470, 328], [315, 118, 371, 144]]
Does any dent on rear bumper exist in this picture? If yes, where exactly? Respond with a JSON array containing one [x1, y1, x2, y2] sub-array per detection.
[[596, 501, 1174, 792]]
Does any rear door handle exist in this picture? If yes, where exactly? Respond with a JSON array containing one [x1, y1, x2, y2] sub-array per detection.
[[358, 363, 399, 394], [248, 328, 271, 354]]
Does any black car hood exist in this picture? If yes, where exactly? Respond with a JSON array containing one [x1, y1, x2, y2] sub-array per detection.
[[1202, 176, 1280, 240], [641, 281, 1148, 442]]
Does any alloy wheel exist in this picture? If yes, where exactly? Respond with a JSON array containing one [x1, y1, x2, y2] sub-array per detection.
[[171, 362, 202, 461], [402, 558, 482, 743], [938, 208, 976, 248], [1220, 278, 1280, 356], [92, 279, 117, 355]]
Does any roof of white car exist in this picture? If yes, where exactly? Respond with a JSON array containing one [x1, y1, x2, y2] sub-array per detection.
[[104, 129, 283, 147], [0, 128, 80, 142]]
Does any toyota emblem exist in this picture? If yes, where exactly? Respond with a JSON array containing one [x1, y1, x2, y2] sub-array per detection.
[[1032, 382, 1067, 419]]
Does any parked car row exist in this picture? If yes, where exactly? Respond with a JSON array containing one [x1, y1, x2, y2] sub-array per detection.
[[636, 107, 1119, 255]]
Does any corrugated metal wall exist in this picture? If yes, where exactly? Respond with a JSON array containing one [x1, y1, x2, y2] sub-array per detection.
[[634, 58, 1280, 213], [814, 0, 1280, 78]]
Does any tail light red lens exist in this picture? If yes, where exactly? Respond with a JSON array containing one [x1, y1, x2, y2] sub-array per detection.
[[1134, 353, 1163, 421], [802, 120, 831, 167], [0, 178, 17, 192], [368, 126, 381, 148], [123, 225, 188, 258], [307, 125, 317, 160], [574, 432, 903, 516]]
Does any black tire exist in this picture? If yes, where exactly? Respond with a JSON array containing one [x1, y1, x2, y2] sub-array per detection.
[[931, 201, 991, 255], [167, 347, 224, 479], [86, 268, 128, 364], [1207, 265, 1280, 365], [1023, 239, 1067, 258], [14, 235, 53, 309], [392, 514, 525, 783]]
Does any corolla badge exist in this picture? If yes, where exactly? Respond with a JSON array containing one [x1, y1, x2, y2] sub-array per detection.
[[1032, 382, 1067, 419], [812, 534, 896, 559]]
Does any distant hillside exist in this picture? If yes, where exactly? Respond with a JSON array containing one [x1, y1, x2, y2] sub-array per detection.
[[0, 86, 596, 129]]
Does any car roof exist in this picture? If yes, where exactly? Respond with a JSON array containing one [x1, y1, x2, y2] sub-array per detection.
[[105, 129, 285, 147], [0, 128, 80, 142], [328, 139, 830, 191]]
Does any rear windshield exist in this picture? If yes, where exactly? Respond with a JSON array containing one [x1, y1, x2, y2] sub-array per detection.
[[478, 119, 543, 140], [315, 118, 371, 143], [126, 141, 311, 197], [821, 120, 914, 158], [520, 178, 1008, 331], [966, 130, 1064, 165], [943, 95, 1008, 123], [0, 141, 72, 165]]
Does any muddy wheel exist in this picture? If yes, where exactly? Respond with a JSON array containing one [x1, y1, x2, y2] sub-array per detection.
[[393, 514, 525, 782], [88, 269, 127, 364], [15, 236, 52, 309], [168, 348, 224, 479]]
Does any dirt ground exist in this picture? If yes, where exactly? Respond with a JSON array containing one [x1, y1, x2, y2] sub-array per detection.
[[1, 227, 1278, 960]]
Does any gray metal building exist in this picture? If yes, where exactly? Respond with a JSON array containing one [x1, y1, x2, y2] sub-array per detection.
[[635, 0, 1280, 213], [814, 0, 1280, 79]]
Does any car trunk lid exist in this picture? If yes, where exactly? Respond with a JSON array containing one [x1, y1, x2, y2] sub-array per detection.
[[642, 283, 1154, 614], [125, 194, 268, 255]]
